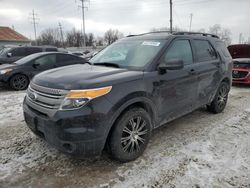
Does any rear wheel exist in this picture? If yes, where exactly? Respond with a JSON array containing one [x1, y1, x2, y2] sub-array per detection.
[[207, 82, 229, 114], [10, 74, 29, 90], [108, 108, 152, 162]]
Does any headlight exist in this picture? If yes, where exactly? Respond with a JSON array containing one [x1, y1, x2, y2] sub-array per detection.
[[0, 69, 12, 75], [60, 86, 112, 110]]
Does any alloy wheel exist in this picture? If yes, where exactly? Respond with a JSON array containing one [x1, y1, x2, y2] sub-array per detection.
[[12, 75, 28, 90], [121, 116, 148, 153]]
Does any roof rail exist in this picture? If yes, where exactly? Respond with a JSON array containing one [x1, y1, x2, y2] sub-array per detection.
[[126, 31, 173, 38], [173, 32, 219, 39]]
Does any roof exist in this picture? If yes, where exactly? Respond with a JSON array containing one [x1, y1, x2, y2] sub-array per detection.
[[0, 27, 30, 42]]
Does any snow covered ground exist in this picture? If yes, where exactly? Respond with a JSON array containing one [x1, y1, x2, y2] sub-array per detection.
[[0, 85, 250, 188]]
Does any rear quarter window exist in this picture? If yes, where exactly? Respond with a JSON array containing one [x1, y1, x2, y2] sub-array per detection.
[[216, 41, 231, 58], [45, 48, 58, 52]]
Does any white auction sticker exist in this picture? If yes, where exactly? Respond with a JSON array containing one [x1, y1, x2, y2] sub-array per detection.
[[142, 41, 161, 47]]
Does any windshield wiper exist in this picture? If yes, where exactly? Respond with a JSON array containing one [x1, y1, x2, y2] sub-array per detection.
[[93, 62, 120, 68]]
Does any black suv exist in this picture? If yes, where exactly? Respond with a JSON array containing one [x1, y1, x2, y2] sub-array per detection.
[[23, 32, 232, 162], [0, 46, 58, 64]]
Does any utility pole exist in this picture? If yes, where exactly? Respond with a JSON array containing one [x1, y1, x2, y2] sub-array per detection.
[[79, 0, 89, 47], [170, 0, 173, 33], [29, 9, 39, 42], [58, 22, 64, 47], [189, 13, 193, 32]]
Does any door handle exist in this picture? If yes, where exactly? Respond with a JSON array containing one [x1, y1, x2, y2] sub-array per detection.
[[189, 69, 197, 75]]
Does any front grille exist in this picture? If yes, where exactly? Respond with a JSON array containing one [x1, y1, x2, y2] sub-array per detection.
[[27, 82, 68, 109], [232, 70, 249, 79]]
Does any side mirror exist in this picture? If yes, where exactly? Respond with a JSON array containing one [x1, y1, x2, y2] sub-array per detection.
[[7, 53, 12, 57], [33, 62, 40, 68], [159, 59, 184, 73]]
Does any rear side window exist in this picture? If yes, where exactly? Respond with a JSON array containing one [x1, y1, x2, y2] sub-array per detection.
[[216, 42, 231, 58], [45, 48, 58, 52], [26, 47, 42, 55], [10, 48, 26, 56], [193, 40, 217, 62], [57, 54, 81, 64], [165, 40, 193, 65]]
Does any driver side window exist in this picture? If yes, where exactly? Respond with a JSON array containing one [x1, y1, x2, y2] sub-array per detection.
[[165, 40, 193, 65]]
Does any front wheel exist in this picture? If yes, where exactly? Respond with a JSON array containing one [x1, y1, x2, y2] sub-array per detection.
[[108, 108, 152, 162], [10, 74, 29, 90], [207, 82, 230, 114]]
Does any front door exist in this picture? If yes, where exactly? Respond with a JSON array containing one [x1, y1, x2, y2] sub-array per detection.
[[30, 54, 57, 77]]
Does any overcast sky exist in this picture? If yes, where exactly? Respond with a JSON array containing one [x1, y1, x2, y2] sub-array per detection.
[[0, 0, 249, 43]]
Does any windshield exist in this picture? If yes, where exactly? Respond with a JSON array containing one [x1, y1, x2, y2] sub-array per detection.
[[14, 53, 42, 65], [0, 47, 11, 56], [90, 40, 166, 70]]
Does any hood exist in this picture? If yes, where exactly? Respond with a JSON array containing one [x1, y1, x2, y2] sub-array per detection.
[[32, 64, 143, 90]]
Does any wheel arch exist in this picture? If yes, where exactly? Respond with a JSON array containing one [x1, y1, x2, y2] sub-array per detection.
[[104, 94, 158, 150]]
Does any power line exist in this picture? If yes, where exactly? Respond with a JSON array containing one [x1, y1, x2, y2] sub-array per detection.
[[28, 9, 39, 41]]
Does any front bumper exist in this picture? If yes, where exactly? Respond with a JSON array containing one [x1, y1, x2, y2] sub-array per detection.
[[232, 69, 250, 84], [23, 96, 112, 157]]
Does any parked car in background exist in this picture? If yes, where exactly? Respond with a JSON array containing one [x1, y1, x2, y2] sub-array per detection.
[[232, 58, 250, 84], [228, 44, 250, 84], [0, 52, 85, 90], [23, 32, 232, 162], [0, 46, 58, 65]]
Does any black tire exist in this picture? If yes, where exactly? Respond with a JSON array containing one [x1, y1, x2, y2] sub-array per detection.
[[108, 108, 152, 162], [10, 74, 29, 90], [207, 82, 229, 114]]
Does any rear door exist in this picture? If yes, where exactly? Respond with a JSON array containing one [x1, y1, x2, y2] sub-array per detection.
[[56, 54, 85, 67], [192, 39, 221, 105], [156, 38, 198, 123]]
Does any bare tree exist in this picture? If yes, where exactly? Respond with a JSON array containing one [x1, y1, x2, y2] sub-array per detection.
[[104, 29, 124, 45], [150, 26, 183, 33], [86, 33, 94, 46], [209, 24, 232, 46], [65, 28, 83, 47], [37, 28, 62, 47]]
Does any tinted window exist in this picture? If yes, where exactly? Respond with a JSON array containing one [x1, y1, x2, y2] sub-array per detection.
[[34, 54, 56, 66], [10, 48, 26, 56], [194, 40, 217, 62], [45, 48, 58, 52], [216, 42, 231, 58], [165, 40, 193, 65], [57, 54, 79, 62], [26, 47, 42, 55]]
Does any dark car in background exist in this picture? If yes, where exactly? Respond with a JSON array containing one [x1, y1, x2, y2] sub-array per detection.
[[0, 52, 85, 90], [228, 44, 250, 84], [23, 32, 232, 162], [0, 46, 58, 65]]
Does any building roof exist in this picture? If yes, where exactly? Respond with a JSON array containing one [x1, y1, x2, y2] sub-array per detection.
[[0, 26, 30, 42]]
